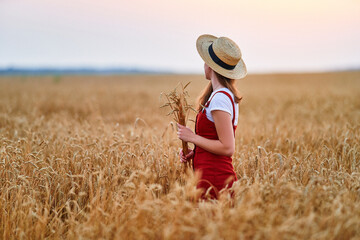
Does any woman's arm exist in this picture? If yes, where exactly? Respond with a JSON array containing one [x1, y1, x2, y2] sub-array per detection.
[[177, 110, 235, 157]]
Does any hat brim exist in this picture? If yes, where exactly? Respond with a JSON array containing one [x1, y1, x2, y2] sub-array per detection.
[[196, 34, 247, 80]]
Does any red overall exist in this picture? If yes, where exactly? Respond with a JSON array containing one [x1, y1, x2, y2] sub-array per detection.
[[193, 91, 238, 199]]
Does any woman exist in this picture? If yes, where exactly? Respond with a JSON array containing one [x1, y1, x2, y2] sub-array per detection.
[[177, 34, 247, 199]]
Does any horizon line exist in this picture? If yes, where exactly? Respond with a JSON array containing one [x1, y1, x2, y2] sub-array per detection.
[[0, 65, 359, 76]]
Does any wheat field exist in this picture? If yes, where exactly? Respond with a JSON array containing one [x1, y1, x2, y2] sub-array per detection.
[[0, 72, 360, 239]]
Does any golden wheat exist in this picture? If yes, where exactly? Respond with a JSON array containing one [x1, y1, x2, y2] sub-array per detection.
[[160, 82, 195, 169], [0, 72, 359, 239]]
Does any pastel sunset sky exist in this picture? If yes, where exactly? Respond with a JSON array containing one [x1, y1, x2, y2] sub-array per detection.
[[0, 0, 359, 73]]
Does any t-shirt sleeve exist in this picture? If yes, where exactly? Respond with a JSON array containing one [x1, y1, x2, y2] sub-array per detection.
[[208, 93, 233, 116]]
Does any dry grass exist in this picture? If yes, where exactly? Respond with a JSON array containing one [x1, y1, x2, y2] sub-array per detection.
[[160, 82, 195, 169], [0, 72, 359, 239]]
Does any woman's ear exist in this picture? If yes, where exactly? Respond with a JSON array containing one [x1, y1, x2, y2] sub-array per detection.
[[204, 63, 212, 80]]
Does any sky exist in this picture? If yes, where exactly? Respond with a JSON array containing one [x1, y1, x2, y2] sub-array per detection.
[[0, 0, 359, 73]]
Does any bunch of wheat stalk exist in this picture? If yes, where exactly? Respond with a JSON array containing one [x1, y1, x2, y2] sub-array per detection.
[[161, 82, 196, 167]]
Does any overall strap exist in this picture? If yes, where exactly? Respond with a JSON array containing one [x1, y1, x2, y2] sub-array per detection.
[[206, 90, 236, 126]]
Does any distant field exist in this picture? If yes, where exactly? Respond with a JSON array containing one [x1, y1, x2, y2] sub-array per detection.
[[1, 72, 360, 239]]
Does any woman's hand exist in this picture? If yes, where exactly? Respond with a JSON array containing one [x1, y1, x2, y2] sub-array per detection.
[[177, 123, 196, 143], [179, 149, 194, 163]]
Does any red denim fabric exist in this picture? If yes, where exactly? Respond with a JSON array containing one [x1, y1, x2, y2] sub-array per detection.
[[193, 91, 238, 199]]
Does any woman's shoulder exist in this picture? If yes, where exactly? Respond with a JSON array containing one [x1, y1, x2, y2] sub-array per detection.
[[208, 88, 235, 113], [206, 88, 238, 125], [210, 88, 235, 105]]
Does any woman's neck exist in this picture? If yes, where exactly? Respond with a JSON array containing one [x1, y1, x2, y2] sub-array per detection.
[[211, 72, 225, 91]]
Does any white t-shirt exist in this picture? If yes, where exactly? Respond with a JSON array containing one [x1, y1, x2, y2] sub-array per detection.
[[205, 88, 239, 126]]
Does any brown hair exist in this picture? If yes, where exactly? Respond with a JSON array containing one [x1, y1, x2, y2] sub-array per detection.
[[197, 71, 242, 111]]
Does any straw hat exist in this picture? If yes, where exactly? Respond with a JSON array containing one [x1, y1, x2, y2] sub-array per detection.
[[196, 34, 247, 79]]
